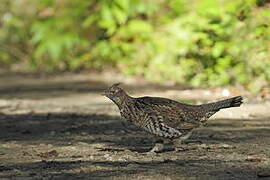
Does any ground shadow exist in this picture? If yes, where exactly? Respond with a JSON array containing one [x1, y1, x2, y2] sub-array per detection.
[[0, 112, 269, 152], [1, 112, 269, 179], [0, 73, 190, 100], [0, 112, 153, 151], [0, 79, 107, 99]]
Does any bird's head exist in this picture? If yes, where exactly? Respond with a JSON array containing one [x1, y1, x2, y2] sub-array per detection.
[[102, 83, 127, 105]]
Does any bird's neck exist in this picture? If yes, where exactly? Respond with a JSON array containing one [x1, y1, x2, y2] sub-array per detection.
[[117, 92, 134, 109]]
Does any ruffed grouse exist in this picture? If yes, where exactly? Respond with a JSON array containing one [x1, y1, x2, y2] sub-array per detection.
[[103, 83, 243, 152]]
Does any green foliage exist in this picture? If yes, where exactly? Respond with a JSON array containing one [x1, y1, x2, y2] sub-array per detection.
[[0, 0, 269, 91]]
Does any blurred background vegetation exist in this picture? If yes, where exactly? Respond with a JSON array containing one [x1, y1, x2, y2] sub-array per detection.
[[0, 0, 269, 92]]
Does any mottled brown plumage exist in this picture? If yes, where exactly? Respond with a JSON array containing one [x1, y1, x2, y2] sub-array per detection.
[[103, 83, 243, 152]]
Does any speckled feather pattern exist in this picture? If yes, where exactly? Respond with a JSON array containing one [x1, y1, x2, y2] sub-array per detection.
[[104, 84, 243, 140]]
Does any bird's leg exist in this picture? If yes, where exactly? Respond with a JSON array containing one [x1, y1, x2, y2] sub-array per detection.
[[173, 138, 185, 152], [173, 131, 193, 151], [180, 131, 202, 144], [149, 139, 164, 153]]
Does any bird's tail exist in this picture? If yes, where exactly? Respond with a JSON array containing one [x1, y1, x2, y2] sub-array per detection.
[[203, 96, 243, 111]]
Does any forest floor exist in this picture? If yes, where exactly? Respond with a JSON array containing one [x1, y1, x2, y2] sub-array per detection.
[[0, 72, 269, 180]]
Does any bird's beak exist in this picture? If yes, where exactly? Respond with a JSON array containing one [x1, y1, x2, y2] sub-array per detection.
[[101, 90, 108, 96]]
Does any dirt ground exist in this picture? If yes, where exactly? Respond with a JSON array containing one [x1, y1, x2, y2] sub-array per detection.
[[0, 72, 269, 180]]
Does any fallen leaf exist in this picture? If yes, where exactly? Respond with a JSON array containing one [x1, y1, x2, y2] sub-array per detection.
[[37, 150, 59, 158], [245, 157, 264, 162]]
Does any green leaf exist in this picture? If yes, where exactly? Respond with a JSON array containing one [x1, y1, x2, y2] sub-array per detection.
[[112, 5, 127, 24], [115, 0, 130, 11], [127, 20, 153, 34]]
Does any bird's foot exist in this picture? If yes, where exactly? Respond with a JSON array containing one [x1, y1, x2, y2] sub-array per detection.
[[182, 139, 203, 145], [174, 146, 189, 152], [173, 139, 190, 152], [148, 143, 164, 153]]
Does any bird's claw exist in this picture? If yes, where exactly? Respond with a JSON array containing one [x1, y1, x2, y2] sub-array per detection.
[[148, 143, 164, 153]]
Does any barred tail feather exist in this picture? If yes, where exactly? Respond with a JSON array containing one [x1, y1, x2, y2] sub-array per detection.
[[204, 96, 243, 111]]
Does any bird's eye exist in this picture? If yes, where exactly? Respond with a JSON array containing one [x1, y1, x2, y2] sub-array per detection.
[[110, 89, 119, 94]]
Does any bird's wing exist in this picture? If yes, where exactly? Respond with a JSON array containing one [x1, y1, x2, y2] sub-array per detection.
[[135, 96, 201, 131]]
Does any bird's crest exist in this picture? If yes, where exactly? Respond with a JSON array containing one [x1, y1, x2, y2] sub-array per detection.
[[112, 82, 121, 87]]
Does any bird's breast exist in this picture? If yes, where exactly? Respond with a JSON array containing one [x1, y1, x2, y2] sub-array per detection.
[[119, 105, 145, 125]]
